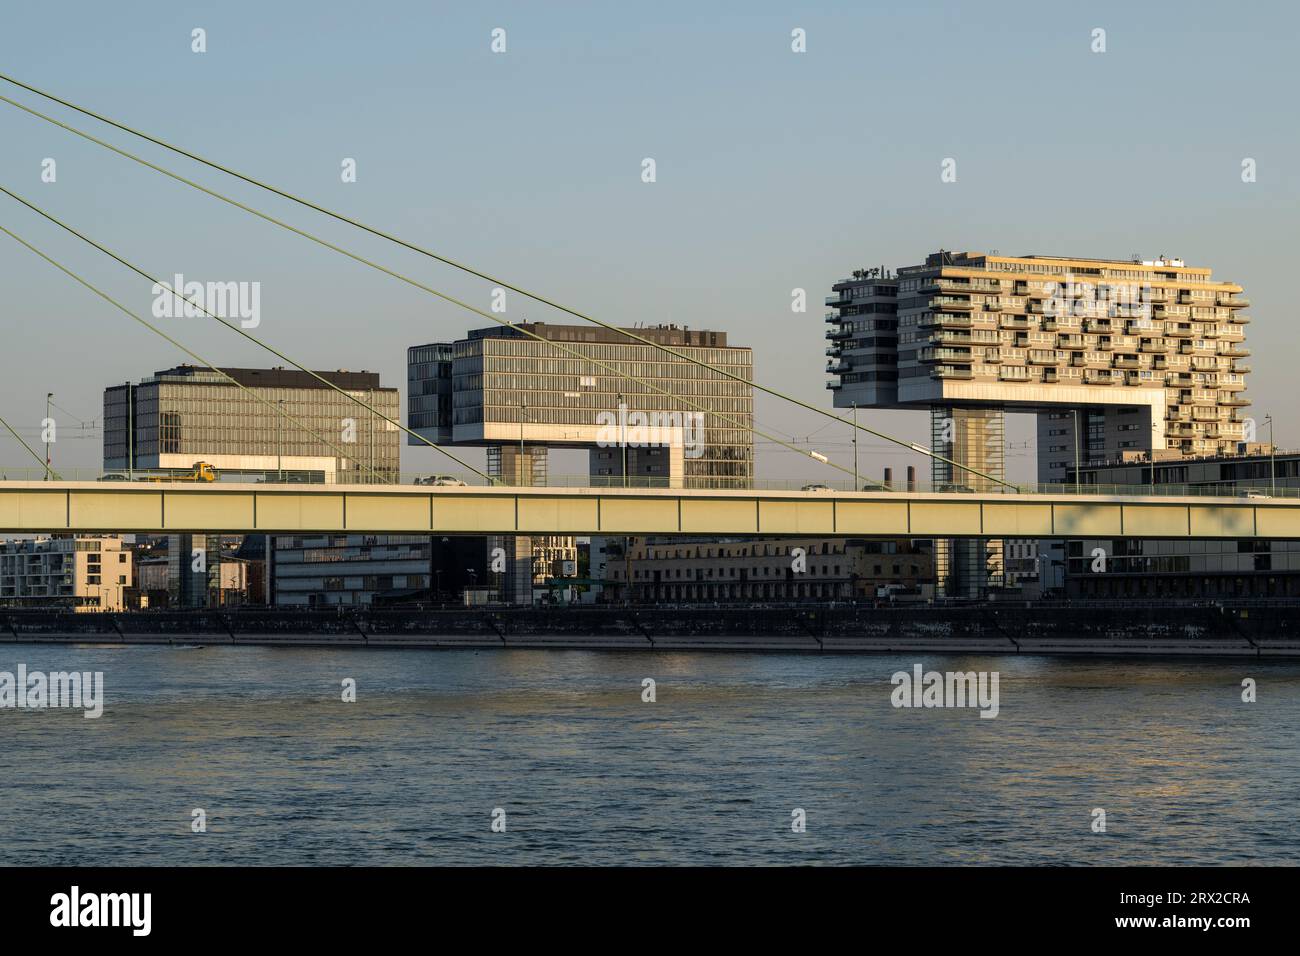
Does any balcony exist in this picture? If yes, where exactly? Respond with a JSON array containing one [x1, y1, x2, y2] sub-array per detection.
[[1218, 295, 1250, 308], [1229, 312, 1251, 324], [1139, 339, 1166, 352], [933, 365, 974, 379], [999, 315, 1031, 330], [1083, 369, 1115, 384], [926, 313, 972, 329], [826, 360, 850, 374], [825, 326, 851, 339], [1164, 323, 1193, 337], [919, 347, 973, 364], [933, 331, 973, 345], [1219, 344, 1250, 357], [931, 295, 975, 311], [1112, 355, 1140, 369], [1154, 305, 1190, 320], [1027, 350, 1060, 365], [1057, 334, 1086, 350]]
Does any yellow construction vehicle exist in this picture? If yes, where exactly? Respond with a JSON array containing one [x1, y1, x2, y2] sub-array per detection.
[[140, 461, 218, 483]]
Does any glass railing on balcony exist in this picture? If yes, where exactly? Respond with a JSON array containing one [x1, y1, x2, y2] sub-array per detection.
[[933, 365, 974, 379]]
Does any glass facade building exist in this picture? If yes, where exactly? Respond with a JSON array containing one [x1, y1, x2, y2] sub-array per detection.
[[409, 322, 755, 489], [104, 365, 400, 483]]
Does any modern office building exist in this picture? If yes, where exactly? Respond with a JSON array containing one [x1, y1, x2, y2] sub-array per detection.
[[0, 536, 133, 612], [104, 365, 402, 607], [408, 322, 755, 488], [104, 365, 400, 483], [409, 322, 755, 602], [1061, 447, 1299, 598], [270, 533, 487, 606], [608, 536, 932, 603], [826, 250, 1252, 596]]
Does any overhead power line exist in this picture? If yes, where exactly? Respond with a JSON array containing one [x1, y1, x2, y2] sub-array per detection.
[[0, 220, 390, 484], [0, 170, 861, 488], [0, 411, 57, 478], [0, 74, 1008, 489]]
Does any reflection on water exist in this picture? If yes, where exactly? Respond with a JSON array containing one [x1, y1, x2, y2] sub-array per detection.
[[2, 644, 1297, 865]]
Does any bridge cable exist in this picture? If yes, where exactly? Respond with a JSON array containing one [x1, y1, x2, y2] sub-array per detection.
[[0, 175, 866, 489], [0, 219, 393, 484], [0, 411, 58, 479], [0, 77, 1008, 488]]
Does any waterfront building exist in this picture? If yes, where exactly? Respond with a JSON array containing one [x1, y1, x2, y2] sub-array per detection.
[[103, 365, 403, 607], [104, 365, 400, 483], [608, 536, 932, 603], [826, 251, 1251, 596], [1064, 447, 1300, 598], [0, 536, 132, 612], [270, 533, 487, 606], [409, 322, 755, 602]]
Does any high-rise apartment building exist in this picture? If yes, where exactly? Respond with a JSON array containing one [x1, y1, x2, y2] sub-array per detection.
[[827, 250, 1251, 595]]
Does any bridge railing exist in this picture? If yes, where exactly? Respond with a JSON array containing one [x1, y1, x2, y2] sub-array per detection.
[[1, 465, 1296, 499]]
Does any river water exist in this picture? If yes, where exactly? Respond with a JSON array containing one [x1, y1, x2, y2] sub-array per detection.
[[2, 644, 1296, 865]]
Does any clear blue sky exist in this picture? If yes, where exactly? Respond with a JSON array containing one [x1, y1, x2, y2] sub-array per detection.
[[1, 0, 1296, 481]]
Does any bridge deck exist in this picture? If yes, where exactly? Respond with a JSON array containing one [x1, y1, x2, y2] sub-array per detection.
[[1, 481, 1296, 538]]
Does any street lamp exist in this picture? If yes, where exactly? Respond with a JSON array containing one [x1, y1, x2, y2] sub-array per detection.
[[1038, 551, 1058, 595], [1150, 420, 1158, 491], [44, 392, 52, 481], [616, 391, 627, 488], [1264, 413, 1276, 495]]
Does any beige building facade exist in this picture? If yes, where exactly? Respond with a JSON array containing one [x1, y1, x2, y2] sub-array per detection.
[[0, 536, 133, 612], [609, 536, 931, 603]]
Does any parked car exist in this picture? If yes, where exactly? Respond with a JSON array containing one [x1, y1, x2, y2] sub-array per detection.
[[801, 483, 833, 492], [415, 475, 468, 487]]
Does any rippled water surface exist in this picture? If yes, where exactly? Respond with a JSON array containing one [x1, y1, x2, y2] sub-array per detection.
[[2, 644, 1297, 865]]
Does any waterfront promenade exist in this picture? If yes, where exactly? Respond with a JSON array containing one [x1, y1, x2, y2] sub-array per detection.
[[5, 604, 1299, 658]]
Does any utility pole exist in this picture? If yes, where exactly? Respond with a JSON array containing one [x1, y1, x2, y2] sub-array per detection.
[[1072, 409, 1080, 494], [277, 398, 283, 482], [126, 382, 134, 481], [44, 392, 52, 481]]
